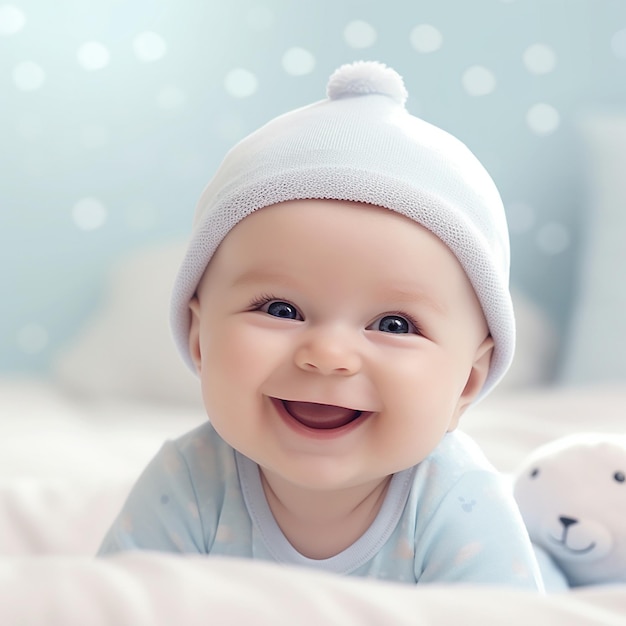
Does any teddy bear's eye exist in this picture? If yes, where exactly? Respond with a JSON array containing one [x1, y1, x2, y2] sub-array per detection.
[[614, 471, 625, 483], [530, 468, 540, 479]]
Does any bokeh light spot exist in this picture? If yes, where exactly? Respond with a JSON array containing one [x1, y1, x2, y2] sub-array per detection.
[[611, 28, 626, 59], [77, 41, 110, 71], [224, 68, 258, 98], [13, 61, 45, 91], [72, 197, 108, 231], [0, 4, 25, 35], [523, 43, 556, 74], [462, 65, 496, 96], [527, 103, 560, 135], [536, 222, 570, 255], [410, 24, 443, 53], [133, 31, 167, 62], [344, 20, 377, 49], [282, 47, 315, 76], [17, 324, 48, 355]]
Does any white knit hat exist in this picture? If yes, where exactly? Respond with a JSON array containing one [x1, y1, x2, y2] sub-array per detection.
[[171, 61, 514, 400]]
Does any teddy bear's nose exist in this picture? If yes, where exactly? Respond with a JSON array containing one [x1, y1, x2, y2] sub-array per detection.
[[559, 516, 578, 528]]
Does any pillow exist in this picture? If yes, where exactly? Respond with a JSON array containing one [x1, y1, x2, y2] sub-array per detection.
[[53, 241, 202, 406], [560, 113, 626, 383]]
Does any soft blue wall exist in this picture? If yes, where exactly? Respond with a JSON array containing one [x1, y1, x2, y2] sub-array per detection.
[[2, 0, 626, 373]]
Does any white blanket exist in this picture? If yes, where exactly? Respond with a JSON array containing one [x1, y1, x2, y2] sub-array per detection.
[[2, 554, 625, 626]]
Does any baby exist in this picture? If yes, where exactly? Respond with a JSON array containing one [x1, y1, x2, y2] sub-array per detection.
[[99, 61, 542, 588]]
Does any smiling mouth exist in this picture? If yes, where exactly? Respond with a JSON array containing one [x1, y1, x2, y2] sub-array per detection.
[[277, 399, 368, 430], [548, 535, 596, 555]]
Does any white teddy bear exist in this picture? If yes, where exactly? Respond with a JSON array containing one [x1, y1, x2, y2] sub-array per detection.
[[513, 433, 626, 591]]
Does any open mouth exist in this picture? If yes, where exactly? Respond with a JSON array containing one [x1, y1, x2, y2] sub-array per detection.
[[276, 399, 368, 430]]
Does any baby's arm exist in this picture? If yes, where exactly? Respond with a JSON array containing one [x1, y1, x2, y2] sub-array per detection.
[[98, 440, 206, 555], [415, 471, 543, 589]]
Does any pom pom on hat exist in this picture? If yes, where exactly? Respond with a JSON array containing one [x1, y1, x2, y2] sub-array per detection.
[[327, 61, 408, 105], [170, 61, 515, 401]]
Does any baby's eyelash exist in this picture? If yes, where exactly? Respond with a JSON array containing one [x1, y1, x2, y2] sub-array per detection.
[[246, 293, 283, 311], [246, 297, 423, 334], [386, 310, 424, 335]]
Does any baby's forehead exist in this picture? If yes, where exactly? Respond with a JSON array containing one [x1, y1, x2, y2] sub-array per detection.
[[201, 199, 475, 301], [214, 199, 451, 259], [225, 198, 440, 239]]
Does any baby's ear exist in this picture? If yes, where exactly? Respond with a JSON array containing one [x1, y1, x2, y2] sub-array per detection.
[[188, 296, 202, 373], [448, 336, 494, 430]]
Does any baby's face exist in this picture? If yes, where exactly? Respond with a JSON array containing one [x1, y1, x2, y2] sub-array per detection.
[[189, 199, 492, 492]]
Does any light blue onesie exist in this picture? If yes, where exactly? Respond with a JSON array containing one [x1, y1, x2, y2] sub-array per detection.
[[99, 421, 542, 589]]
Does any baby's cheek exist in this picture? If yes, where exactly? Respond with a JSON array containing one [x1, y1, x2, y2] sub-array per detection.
[[219, 326, 272, 377], [202, 322, 250, 367], [201, 327, 268, 401]]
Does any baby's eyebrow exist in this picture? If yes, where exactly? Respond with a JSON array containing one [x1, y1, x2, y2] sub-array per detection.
[[375, 284, 447, 315], [232, 270, 446, 314], [231, 269, 298, 290]]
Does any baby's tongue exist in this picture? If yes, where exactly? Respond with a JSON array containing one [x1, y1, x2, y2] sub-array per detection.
[[282, 401, 360, 430]]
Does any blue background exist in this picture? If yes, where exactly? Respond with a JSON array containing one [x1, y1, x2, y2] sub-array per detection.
[[2, 0, 625, 374]]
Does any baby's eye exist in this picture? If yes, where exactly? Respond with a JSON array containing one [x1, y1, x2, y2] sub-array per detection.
[[264, 301, 302, 320], [370, 314, 417, 334]]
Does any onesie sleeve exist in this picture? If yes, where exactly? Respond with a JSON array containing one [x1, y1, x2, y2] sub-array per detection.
[[98, 440, 206, 555], [415, 470, 543, 589]]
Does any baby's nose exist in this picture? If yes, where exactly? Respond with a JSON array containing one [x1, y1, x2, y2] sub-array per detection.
[[294, 328, 362, 376]]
